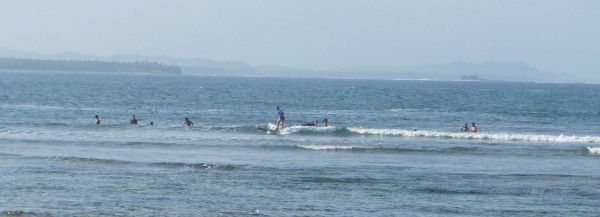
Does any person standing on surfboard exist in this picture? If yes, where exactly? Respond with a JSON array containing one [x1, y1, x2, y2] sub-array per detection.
[[276, 106, 285, 130]]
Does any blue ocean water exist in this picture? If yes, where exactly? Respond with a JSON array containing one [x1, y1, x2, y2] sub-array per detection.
[[1, 71, 599, 216]]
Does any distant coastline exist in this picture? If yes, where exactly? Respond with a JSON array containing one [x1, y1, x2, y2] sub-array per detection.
[[0, 57, 182, 74], [0, 47, 572, 82]]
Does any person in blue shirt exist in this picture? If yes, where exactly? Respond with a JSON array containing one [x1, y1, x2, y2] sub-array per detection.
[[276, 106, 285, 130]]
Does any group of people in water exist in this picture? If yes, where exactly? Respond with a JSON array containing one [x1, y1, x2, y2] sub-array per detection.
[[93, 114, 191, 127], [93, 106, 323, 130], [275, 106, 329, 130], [95, 106, 471, 132], [460, 123, 478, 132]]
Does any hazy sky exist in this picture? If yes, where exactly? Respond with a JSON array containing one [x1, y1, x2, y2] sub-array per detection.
[[1, 0, 599, 76]]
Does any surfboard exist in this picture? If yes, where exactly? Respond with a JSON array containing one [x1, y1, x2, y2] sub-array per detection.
[[256, 125, 271, 131]]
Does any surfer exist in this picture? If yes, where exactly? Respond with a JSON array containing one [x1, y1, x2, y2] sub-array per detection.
[[183, 117, 194, 126], [301, 120, 318, 126], [130, 115, 138, 125], [276, 106, 285, 130], [470, 123, 477, 132], [460, 123, 469, 132], [323, 118, 328, 127], [148, 122, 154, 126], [94, 114, 101, 125]]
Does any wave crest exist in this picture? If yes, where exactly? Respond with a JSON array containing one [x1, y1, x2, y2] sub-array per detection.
[[586, 147, 600, 155], [347, 127, 600, 143], [150, 162, 213, 169], [51, 156, 132, 165], [278, 125, 338, 135], [49, 156, 244, 170], [297, 145, 376, 150]]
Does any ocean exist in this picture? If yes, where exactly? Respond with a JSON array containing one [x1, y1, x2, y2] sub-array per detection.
[[1, 71, 599, 216]]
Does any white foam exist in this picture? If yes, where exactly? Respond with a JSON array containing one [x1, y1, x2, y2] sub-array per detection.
[[298, 145, 375, 150], [587, 147, 600, 155], [347, 127, 600, 143], [267, 122, 278, 131], [278, 125, 336, 135]]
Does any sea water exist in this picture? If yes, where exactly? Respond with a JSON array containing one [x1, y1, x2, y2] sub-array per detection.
[[1, 71, 599, 216]]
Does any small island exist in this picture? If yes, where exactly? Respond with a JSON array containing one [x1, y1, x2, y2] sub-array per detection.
[[460, 75, 482, 81], [0, 57, 182, 74]]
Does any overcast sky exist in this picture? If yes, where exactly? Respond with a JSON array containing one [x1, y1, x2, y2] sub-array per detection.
[[1, 0, 598, 77]]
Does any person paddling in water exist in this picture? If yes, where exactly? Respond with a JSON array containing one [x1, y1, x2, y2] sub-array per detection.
[[301, 120, 318, 126], [94, 114, 101, 125], [276, 106, 285, 130], [183, 117, 194, 127]]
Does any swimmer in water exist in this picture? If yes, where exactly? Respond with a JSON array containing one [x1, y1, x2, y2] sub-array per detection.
[[130, 115, 138, 125], [183, 117, 194, 127], [470, 123, 478, 132], [301, 120, 318, 126]]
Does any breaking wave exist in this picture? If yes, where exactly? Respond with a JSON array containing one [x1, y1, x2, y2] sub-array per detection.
[[586, 147, 600, 155], [297, 144, 377, 150], [346, 127, 600, 143], [252, 125, 600, 143], [293, 144, 481, 154], [279, 125, 339, 135]]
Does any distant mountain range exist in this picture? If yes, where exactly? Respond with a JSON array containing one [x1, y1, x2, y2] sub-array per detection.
[[0, 47, 561, 82]]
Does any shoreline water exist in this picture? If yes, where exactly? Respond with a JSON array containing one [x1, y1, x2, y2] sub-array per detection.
[[1, 72, 599, 216]]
